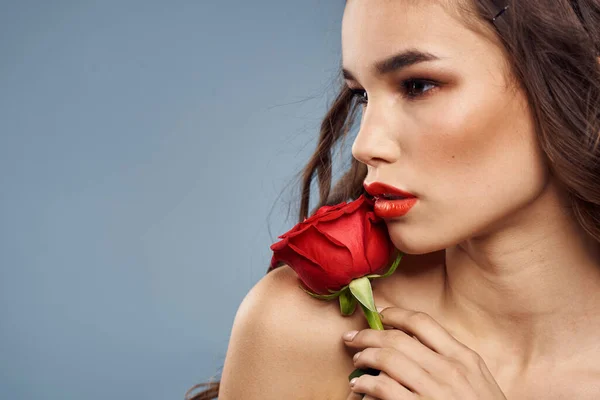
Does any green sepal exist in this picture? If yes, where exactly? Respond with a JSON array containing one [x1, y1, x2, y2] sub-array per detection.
[[338, 288, 357, 315], [349, 277, 377, 313], [364, 252, 403, 279], [299, 285, 341, 300], [348, 367, 380, 381], [300, 283, 351, 300], [328, 284, 349, 294]]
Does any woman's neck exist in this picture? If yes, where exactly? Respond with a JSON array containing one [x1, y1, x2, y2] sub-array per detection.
[[441, 183, 600, 367]]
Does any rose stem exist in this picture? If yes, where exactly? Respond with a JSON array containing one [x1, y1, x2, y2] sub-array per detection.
[[359, 303, 383, 330], [347, 302, 384, 382]]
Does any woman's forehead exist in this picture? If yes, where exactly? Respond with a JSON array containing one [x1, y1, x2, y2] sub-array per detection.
[[342, 3, 471, 64], [340, 0, 498, 75]]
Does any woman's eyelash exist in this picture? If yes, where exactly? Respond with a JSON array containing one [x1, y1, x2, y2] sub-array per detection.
[[349, 79, 439, 104]]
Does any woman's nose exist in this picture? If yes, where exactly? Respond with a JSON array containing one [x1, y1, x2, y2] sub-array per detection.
[[351, 111, 399, 167]]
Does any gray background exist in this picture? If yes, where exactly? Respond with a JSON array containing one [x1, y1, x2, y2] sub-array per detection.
[[0, 1, 348, 398]]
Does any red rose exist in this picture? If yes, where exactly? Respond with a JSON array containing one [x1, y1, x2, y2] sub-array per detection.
[[269, 194, 397, 295]]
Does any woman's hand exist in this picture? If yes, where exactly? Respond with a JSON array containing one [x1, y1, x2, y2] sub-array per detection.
[[343, 307, 507, 400]]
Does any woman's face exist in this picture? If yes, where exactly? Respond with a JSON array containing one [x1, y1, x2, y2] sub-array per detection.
[[343, 0, 549, 254]]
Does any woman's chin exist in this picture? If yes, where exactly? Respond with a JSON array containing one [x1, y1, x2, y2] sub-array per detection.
[[388, 233, 447, 256]]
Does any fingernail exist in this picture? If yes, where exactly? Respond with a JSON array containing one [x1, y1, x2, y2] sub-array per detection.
[[343, 330, 358, 341], [376, 306, 385, 313], [353, 351, 362, 362], [349, 377, 358, 387]]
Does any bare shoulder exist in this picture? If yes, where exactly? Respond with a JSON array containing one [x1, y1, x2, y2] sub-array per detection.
[[218, 265, 365, 400]]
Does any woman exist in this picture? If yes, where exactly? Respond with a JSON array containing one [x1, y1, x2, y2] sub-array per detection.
[[188, 0, 600, 398]]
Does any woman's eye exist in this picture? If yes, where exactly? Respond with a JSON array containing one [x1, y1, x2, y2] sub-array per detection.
[[349, 79, 438, 105], [350, 89, 369, 105], [403, 79, 438, 98]]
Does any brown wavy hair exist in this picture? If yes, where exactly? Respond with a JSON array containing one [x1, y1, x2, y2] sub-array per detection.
[[185, 0, 600, 398]]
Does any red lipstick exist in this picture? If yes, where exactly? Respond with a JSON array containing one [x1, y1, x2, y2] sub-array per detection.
[[363, 182, 418, 218]]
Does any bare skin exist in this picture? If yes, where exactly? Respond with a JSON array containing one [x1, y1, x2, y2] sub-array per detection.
[[219, 1, 600, 399], [220, 254, 600, 399], [340, 0, 600, 397], [368, 253, 600, 399]]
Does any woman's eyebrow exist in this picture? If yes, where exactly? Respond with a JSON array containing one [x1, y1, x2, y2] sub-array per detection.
[[342, 49, 442, 81]]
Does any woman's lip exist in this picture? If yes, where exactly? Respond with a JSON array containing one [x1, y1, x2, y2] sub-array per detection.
[[373, 198, 418, 218], [363, 181, 416, 198], [374, 195, 406, 200]]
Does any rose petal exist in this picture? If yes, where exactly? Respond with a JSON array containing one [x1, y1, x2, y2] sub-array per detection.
[[288, 230, 355, 290], [288, 228, 353, 273], [364, 214, 394, 273], [311, 224, 348, 248], [271, 244, 331, 293]]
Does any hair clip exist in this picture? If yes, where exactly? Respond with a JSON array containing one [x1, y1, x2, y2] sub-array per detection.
[[492, 5, 510, 23]]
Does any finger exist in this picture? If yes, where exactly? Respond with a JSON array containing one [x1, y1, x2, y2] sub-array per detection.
[[353, 347, 436, 394], [350, 370, 417, 400], [378, 307, 470, 359], [344, 328, 451, 376]]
